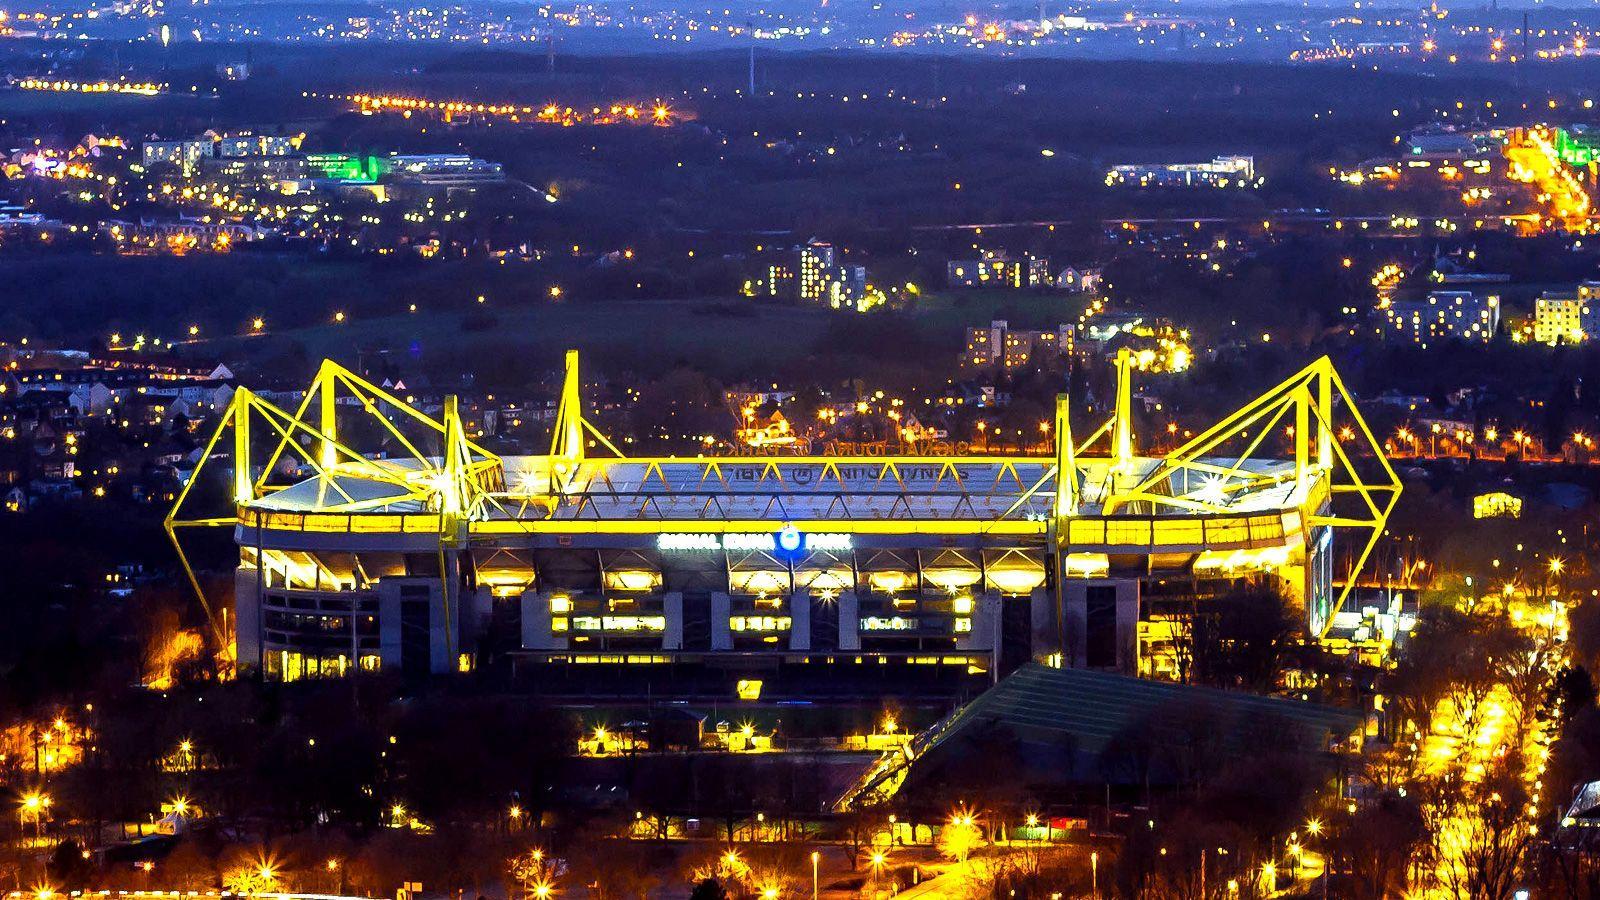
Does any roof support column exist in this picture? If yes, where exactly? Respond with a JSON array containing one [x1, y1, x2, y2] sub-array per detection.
[[1053, 393, 1077, 520], [232, 388, 253, 504], [1113, 347, 1134, 470], [319, 366, 338, 470]]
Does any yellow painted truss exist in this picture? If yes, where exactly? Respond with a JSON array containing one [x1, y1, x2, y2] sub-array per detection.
[[167, 351, 1398, 647]]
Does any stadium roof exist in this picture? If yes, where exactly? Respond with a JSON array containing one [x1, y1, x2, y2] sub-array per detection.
[[835, 663, 1363, 808], [929, 663, 1363, 757], [255, 455, 1310, 522]]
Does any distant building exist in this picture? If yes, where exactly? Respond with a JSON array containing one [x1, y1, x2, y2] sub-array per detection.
[[1056, 266, 1102, 293], [947, 251, 1051, 289], [203, 155, 306, 182], [215, 62, 250, 81], [1382, 290, 1499, 345], [1106, 155, 1255, 188], [386, 154, 505, 187], [742, 263, 795, 299], [794, 241, 871, 309], [303, 153, 388, 183], [799, 242, 836, 301], [141, 139, 215, 170], [1405, 131, 1478, 158], [217, 133, 296, 158], [1534, 281, 1600, 346], [965, 319, 1073, 369]]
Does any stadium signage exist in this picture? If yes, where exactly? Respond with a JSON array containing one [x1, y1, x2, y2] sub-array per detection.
[[657, 527, 853, 554]]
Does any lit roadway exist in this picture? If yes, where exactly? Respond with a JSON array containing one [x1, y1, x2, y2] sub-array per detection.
[[899, 213, 1554, 233], [1408, 590, 1563, 897], [1505, 128, 1595, 232]]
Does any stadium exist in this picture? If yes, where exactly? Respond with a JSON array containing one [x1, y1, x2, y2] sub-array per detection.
[[168, 351, 1400, 693]]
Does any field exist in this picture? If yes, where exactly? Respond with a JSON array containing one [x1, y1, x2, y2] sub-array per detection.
[[197, 289, 1088, 385]]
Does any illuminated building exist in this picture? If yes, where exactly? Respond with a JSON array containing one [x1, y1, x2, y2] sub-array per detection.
[[1534, 282, 1600, 345], [1056, 266, 1103, 293], [791, 241, 868, 309], [965, 320, 1073, 369], [217, 134, 297, 158], [1405, 130, 1482, 159], [1552, 126, 1600, 168], [947, 251, 1051, 289], [751, 264, 794, 298], [304, 154, 389, 183], [169, 352, 1398, 687], [1106, 155, 1256, 188], [386, 154, 505, 187], [142, 140, 216, 171], [1473, 491, 1522, 519], [1383, 290, 1499, 345], [202, 155, 307, 182], [799, 241, 835, 301]]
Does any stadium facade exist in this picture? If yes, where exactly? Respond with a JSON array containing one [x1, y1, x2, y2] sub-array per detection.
[[168, 351, 1400, 687]]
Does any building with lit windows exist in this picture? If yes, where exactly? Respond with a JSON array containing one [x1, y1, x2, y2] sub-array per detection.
[[790, 241, 869, 309], [217, 133, 297, 158], [1382, 290, 1500, 345], [169, 352, 1398, 692], [142, 139, 216, 170], [965, 320, 1073, 369], [947, 251, 1051, 289], [1105, 155, 1256, 188], [799, 242, 836, 301], [386, 154, 505, 187], [1534, 282, 1600, 346]]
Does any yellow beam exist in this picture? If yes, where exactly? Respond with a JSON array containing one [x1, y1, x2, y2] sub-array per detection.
[[320, 365, 338, 469], [1113, 347, 1134, 469], [1053, 392, 1078, 518], [256, 360, 327, 493], [552, 349, 585, 464], [232, 387, 253, 504]]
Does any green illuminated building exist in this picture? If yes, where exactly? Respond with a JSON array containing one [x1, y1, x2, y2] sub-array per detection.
[[303, 153, 389, 183], [1553, 128, 1600, 168]]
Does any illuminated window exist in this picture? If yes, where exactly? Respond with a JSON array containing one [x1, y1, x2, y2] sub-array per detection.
[[860, 616, 919, 631], [730, 616, 791, 631]]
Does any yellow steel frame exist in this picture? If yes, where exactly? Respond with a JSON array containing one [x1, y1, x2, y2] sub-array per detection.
[[1099, 356, 1400, 637], [167, 350, 1399, 648], [165, 360, 502, 648]]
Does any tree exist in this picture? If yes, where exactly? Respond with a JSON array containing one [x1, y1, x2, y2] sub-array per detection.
[[508, 847, 566, 900], [1186, 583, 1296, 691], [687, 878, 729, 900], [938, 816, 984, 864], [1327, 792, 1425, 900], [1442, 762, 1533, 900]]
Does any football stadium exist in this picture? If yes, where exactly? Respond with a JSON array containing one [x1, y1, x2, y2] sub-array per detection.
[[167, 351, 1400, 692]]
